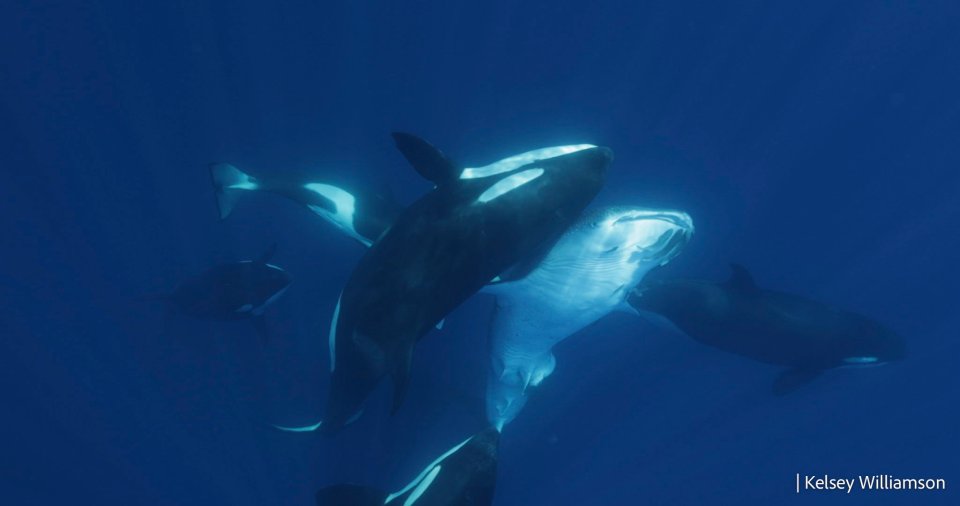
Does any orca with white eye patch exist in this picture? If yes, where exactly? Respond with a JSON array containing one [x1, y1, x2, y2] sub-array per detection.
[[314, 426, 501, 506], [322, 132, 610, 433], [155, 244, 292, 342], [210, 163, 400, 246]]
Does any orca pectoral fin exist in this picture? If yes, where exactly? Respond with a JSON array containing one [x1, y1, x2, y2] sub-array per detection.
[[773, 368, 823, 395], [251, 315, 270, 345], [315, 484, 387, 506], [390, 346, 414, 414], [391, 132, 459, 185]]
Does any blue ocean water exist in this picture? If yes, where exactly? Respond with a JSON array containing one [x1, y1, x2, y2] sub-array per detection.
[[2, 1, 958, 505]]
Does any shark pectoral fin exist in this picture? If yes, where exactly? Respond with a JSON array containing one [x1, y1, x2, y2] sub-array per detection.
[[519, 370, 532, 391], [773, 368, 823, 395], [391, 132, 459, 185], [251, 315, 270, 345], [529, 354, 556, 388], [315, 484, 387, 506], [390, 346, 414, 414]]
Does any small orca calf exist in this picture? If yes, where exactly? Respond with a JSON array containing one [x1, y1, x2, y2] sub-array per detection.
[[315, 427, 500, 506], [210, 163, 400, 246], [628, 264, 906, 394], [325, 133, 610, 433], [161, 244, 291, 341]]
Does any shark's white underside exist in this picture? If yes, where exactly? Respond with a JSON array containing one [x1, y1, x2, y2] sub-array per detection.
[[484, 207, 693, 429]]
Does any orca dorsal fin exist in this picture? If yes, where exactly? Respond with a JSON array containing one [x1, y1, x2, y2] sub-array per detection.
[[726, 263, 758, 295], [392, 132, 459, 185], [257, 243, 278, 264]]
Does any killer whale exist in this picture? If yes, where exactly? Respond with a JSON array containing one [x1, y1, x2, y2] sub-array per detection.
[[160, 244, 291, 341], [628, 264, 906, 393], [314, 427, 500, 506], [323, 133, 609, 432], [209, 150, 701, 431], [483, 206, 694, 429], [270, 205, 694, 431], [210, 163, 400, 246]]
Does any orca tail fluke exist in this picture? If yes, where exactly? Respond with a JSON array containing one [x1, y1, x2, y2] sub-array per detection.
[[315, 484, 387, 506], [209, 163, 260, 219]]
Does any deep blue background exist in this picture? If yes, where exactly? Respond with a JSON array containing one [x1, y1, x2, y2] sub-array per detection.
[[2, 1, 958, 505]]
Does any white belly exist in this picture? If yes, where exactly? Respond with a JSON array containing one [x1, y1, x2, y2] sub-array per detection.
[[485, 256, 653, 429]]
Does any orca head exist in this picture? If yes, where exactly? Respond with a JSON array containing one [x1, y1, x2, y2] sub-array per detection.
[[459, 144, 603, 180], [462, 144, 612, 207], [538, 144, 613, 180], [234, 260, 293, 312], [315, 427, 500, 506], [837, 321, 906, 368], [628, 277, 712, 320]]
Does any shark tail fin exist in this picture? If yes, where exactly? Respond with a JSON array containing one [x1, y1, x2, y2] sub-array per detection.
[[209, 163, 260, 219], [315, 484, 387, 506]]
